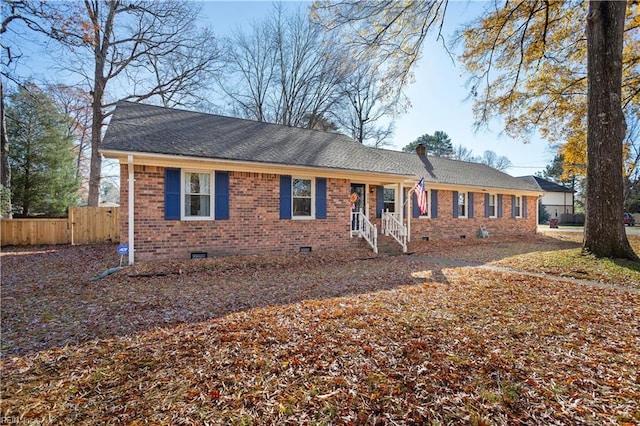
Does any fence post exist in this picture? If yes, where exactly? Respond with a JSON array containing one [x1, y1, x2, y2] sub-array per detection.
[[69, 206, 75, 245]]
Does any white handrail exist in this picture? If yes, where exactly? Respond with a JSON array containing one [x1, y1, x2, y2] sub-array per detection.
[[351, 209, 378, 253], [381, 209, 407, 253]]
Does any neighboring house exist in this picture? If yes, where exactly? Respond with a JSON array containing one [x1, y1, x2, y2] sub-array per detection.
[[101, 102, 542, 263], [517, 176, 574, 220]]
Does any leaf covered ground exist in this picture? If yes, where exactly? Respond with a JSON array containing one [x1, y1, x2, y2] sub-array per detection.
[[1, 235, 639, 425]]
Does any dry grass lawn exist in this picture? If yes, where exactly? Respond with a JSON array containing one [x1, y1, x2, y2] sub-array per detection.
[[1, 234, 639, 425]]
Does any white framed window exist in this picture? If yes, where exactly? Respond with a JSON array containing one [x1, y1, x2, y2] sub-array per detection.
[[488, 193, 497, 218], [383, 187, 396, 213], [293, 177, 314, 218], [458, 191, 467, 218], [182, 170, 214, 220], [514, 195, 522, 218]]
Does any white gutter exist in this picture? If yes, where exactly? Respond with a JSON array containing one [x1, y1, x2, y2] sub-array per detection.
[[100, 149, 413, 182], [101, 149, 543, 198], [128, 154, 135, 265]]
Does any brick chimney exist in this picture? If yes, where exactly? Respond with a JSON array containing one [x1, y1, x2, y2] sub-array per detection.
[[416, 143, 426, 156]]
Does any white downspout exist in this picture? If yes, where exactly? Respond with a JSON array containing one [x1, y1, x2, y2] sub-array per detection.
[[537, 195, 542, 233], [128, 155, 135, 265]]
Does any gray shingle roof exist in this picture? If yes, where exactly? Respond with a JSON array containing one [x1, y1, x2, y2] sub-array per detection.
[[101, 101, 405, 175], [380, 149, 540, 192], [101, 101, 541, 193], [517, 176, 574, 193]]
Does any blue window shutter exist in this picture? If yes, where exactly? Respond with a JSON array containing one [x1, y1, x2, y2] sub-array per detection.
[[280, 175, 292, 219], [497, 194, 503, 218], [485, 193, 490, 218], [164, 168, 181, 220], [376, 186, 384, 218], [412, 191, 420, 218], [453, 191, 459, 218], [522, 196, 527, 218], [214, 171, 229, 220], [468, 192, 474, 218], [431, 190, 438, 218], [512, 195, 517, 218], [316, 178, 327, 219]]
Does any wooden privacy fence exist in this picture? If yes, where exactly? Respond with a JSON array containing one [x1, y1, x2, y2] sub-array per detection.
[[0, 206, 120, 246], [69, 206, 120, 245], [0, 218, 68, 246]]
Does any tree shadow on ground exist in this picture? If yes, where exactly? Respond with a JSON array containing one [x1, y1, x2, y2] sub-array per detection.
[[407, 234, 582, 265], [0, 234, 607, 357], [1, 244, 444, 356]]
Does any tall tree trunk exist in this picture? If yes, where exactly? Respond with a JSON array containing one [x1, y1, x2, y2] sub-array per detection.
[[87, 79, 103, 207], [0, 80, 11, 217], [86, 0, 108, 207], [584, 0, 638, 260]]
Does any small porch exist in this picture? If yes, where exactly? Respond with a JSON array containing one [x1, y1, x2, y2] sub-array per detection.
[[349, 181, 412, 254]]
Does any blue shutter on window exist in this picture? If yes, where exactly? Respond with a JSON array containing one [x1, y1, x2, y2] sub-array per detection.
[[412, 191, 420, 218], [279, 175, 292, 219], [431, 190, 438, 218], [512, 195, 517, 218], [214, 171, 229, 220], [164, 168, 181, 220], [316, 178, 327, 219], [468, 193, 474, 218], [376, 186, 384, 218], [522, 196, 527, 218], [497, 194, 503, 218], [453, 191, 459, 218], [485, 193, 490, 218]]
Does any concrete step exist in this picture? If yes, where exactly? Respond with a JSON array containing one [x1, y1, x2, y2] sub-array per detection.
[[377, 235, 404, 256]]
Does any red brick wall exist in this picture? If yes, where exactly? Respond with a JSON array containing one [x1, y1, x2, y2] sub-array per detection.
[[404, 191, 537, 242], [120, 166, 537, 261], [121, 165, 354, 261]]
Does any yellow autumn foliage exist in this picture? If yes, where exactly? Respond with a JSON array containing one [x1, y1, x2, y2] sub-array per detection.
[[312, 1, 639, 178], [460, 0, 639, 179]]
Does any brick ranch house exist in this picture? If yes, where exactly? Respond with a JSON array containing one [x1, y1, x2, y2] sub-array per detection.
[[101, 101, 542, 264]]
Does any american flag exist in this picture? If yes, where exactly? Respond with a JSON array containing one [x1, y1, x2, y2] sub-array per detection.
[[413, 178, 428, 215]]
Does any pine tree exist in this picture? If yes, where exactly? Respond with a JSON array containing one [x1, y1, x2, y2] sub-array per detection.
[[7, 85, 79, 216], [402, 131, 453, 157]]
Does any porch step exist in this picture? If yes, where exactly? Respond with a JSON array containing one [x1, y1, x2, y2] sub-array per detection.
[[377, 235, 404, 256]]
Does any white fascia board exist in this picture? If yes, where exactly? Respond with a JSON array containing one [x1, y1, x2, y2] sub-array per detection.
[[100, 149, 412, 182]]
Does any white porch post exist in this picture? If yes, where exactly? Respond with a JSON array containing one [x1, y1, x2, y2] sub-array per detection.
[[397, 182, 404, 233], [407, 185, 411, 242], [128, 155, 135, 265], [365, 184, 370, 220]]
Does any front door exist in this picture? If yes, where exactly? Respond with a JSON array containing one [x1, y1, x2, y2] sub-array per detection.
[[350, 183, 366, 231]]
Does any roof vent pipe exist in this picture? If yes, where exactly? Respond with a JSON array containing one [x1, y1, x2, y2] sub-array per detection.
[[416, 143, 427, 156]]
